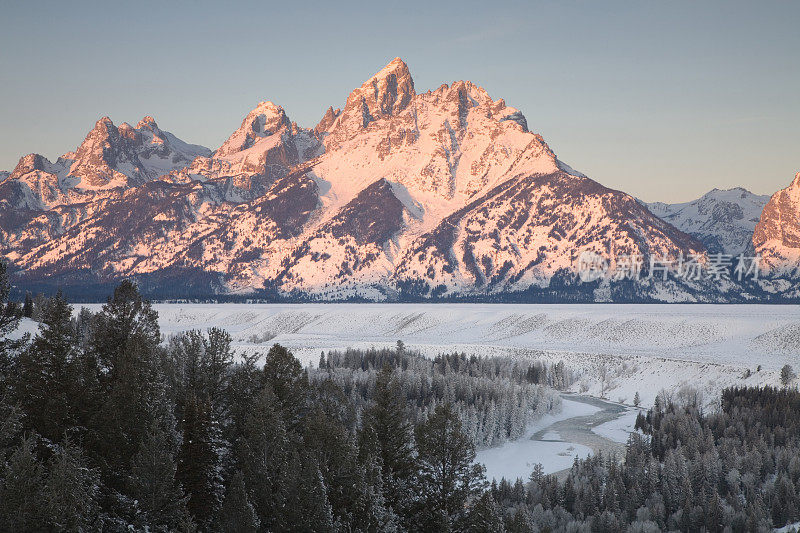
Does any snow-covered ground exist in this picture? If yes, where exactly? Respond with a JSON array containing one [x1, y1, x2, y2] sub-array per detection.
[[71, 302, 799, 408], [476, 399, 597, 481]]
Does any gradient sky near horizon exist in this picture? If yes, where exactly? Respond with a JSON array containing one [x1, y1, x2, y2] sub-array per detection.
[[1, 0, 798, 203]]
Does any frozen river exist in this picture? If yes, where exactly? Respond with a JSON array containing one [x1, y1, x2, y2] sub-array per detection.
[[477, 394, 639, 482]]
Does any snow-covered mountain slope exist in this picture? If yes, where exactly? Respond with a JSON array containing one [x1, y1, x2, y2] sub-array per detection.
[[2, 58, 778, 301], [753, 172, 800, 277], [0, 117, 210, 256], [646, 188, 769, 255]]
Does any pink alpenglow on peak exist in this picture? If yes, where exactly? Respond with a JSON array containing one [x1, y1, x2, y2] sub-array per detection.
[[0, 57, 783, 302], [752, 172, 800, 276]]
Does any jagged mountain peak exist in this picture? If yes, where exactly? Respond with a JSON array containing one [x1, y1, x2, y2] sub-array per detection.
[[323, 58, 416, 149], [314, 106, 341, 135], [10, 153, 51, 178], [372, 57, 412, 82], [137, 115, 158, 130], [215, 101, 293, 158], [357, 57, 415, 116], [1, 114, 211, 209]]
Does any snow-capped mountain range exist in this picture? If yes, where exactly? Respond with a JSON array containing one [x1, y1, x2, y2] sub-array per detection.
[[1, 58, 797, 301], [646, 188, 770, 256]]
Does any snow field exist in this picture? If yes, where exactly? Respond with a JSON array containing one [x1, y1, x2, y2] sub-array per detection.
[[94, 302, 800, 409]]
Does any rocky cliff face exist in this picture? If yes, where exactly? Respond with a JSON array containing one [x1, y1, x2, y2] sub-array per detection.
[[2, 58, 769, 301], [752, 173, 800, 277]]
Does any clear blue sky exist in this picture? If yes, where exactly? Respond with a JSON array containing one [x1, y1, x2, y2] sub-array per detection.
[[1, 0, 798, 202]]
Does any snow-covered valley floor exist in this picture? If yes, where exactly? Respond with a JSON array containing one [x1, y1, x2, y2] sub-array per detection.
[[74, 302, 800, 409], [61, 302, 797, 482]]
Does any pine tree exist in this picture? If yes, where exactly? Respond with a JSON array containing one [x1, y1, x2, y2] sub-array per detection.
[[128, 423, 189, 531], [262, 344, 308, 429], [88, 281, 168, 491], [465, 491, 506, 532], [0, 262, 23, 373], [506, 506, 534, 533], [281, 451, 335, 532], [176, 393, 223, 526], [15, 291, 76, 442], [238, 386, 290, 529], [359, 365, 417, 523], [415, 403, 486, 530], [219, 470, 259, 533], [42, 439, 100, 531], [0, 436, 44, 531], [204, 327, 234, 408], [634, 391, 641, 407], [22, 292, 33, 319], [781, 364, 795, 387]]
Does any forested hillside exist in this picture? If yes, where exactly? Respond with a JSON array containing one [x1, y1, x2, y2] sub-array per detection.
[[0, 268, 799, 531]]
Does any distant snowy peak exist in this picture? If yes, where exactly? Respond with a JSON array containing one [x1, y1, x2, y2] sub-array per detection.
[[208, 100, 322, 179], [647, 187, 769, 255], [215, 101, 292, 157], [753, 172, 800, 275], [4, 116, 211, 201], [324, 57, 416, 149], [0, 113, 212, 246], [66, 116, 211, 189]]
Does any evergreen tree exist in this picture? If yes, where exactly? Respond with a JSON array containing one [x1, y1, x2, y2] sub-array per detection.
[[42, 439, 100, 531], [15, 291, 77, 442], [0, 263, 23, 377], [88, 281, 169, 491], [22, 292, 33, 319], [465, 491, 506, 532], [128, 423, 190, 531], [176, 393, 223, 526], [359, 365, 417, 522], [219, 470, 259, 533], [781, 364, 795, 387], [238, 386, 290, 529], [0, 436, 44, 531], [281, 450, 336, 532], [415, 403, 486, 530], [262, 343, 308, 429]]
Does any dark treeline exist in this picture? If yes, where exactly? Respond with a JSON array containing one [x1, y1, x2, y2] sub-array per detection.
[[315, 347, 569, 447]]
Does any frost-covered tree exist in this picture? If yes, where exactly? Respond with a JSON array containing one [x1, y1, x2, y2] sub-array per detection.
[[781, 364, 795, 386]]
